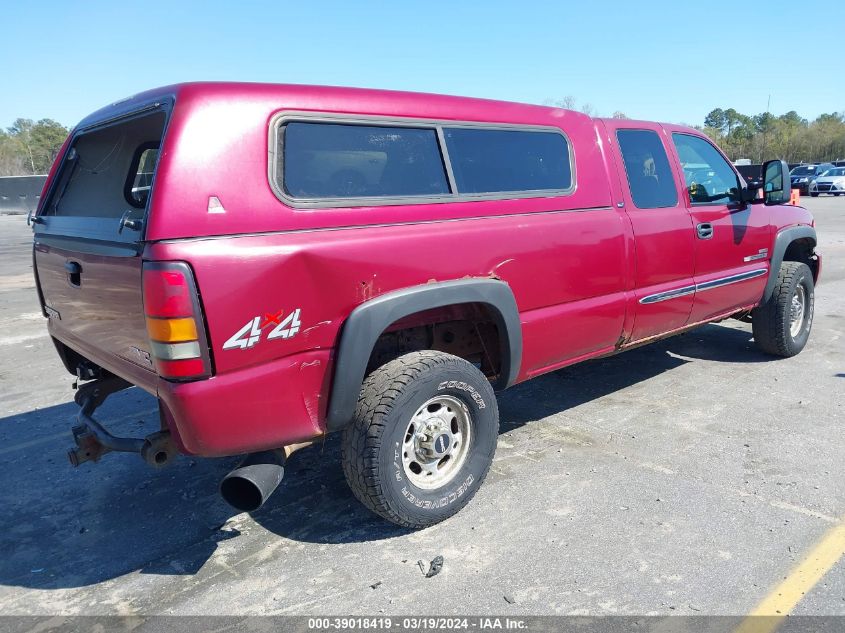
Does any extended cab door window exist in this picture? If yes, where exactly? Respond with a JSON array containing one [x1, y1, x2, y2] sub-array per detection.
[[616, 130, 678, 209], [607, 124, 694, 342]]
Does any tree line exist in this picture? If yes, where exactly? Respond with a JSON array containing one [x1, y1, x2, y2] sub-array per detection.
[[2, 104, 844, 177], [0, 119, 69, 176], [700, 108, 845, 164]]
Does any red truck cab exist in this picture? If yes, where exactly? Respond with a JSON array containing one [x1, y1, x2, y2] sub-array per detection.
[[32, 83, 819, 527]]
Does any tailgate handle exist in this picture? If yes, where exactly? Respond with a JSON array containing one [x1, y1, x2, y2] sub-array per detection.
[[65, 261, 82, 286]]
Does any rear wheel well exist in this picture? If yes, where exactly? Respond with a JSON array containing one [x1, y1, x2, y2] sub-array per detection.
[[783, 237, 818, 282], [367, 303, 502, 382]]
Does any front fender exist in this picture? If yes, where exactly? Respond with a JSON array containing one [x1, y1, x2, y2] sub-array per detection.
[[762, 225, 817, 304]]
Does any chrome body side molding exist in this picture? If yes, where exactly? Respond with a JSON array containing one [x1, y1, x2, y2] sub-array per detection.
[[639, 285, 696, 305], [639, 268, 767, 305]]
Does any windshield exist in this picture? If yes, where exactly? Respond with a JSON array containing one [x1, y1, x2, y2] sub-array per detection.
[[791, 166, 818, 176], [822, 167, 845, 177]]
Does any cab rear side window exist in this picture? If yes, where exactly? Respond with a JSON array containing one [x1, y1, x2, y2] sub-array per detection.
[[616, 129, 678, 209]]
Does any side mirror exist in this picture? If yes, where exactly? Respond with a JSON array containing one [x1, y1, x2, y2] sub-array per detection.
[[762, 159, 790, 205], [741, 181, 762, 203]]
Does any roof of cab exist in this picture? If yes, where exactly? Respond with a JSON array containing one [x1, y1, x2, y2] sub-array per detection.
[[596, 117, 701, 136]]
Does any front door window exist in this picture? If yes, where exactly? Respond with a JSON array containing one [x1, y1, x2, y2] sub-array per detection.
[[672, 133, 741, 206]]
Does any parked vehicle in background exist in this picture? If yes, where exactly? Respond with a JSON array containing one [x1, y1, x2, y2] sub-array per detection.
[[790, 163, 835, 194], [810, 167, 845, 196], [30, 83, 820, 528], [735, 163, 763, 186]]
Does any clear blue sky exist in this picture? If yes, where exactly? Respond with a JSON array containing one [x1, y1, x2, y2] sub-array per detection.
[[2, 0, 843, 129]]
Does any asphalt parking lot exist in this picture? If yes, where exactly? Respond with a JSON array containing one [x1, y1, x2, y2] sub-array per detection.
[[0, 198, 843, 617]]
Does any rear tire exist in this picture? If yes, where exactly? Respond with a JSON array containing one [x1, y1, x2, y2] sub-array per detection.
[[342, 351, 498, 528], [752, 261, 814, 357]]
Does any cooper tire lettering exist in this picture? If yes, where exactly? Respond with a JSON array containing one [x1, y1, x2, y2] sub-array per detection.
[[438, 379, 486, 409], [342, 351, 499, 528]]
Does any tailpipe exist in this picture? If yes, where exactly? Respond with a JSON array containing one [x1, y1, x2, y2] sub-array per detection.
[[220, 450, 286, 512]]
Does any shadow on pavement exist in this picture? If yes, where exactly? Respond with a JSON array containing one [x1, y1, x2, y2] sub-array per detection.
[[0, 323, 773, 590]]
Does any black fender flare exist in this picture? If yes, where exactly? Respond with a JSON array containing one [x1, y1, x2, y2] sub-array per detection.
[[325, 278, 522, 432], [762, 225, 817, 304]]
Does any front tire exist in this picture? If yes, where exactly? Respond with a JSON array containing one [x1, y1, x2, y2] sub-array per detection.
[[752, 261, 814, 357], [342, 351, 499, 528]]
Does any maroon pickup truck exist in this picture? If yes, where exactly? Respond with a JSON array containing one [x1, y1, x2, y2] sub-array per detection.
[[31, 83, 819, 528]]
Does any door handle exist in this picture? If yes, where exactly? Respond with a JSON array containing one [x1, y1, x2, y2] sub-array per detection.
[[65, 260, 82, 286], [696, 223, 714, 240]]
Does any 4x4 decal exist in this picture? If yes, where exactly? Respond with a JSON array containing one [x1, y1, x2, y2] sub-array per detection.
[[222, 309, 302, 350]]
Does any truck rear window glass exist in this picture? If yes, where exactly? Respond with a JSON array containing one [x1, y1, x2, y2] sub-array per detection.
[[126, 144, 159, 208], [616, 129, 678, 209], [281, 122, 450, 199], [443, 128, 572, 194]]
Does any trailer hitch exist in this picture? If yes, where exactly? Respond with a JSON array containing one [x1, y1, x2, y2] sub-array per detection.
[[67, 375, 177, 468]]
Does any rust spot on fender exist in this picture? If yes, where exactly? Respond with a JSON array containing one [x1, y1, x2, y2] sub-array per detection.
[[357, 276, 379, 301]]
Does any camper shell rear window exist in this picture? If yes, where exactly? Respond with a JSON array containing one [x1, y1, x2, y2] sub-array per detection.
[[39, 110, 167, 243], [270, 113, 575, 208]]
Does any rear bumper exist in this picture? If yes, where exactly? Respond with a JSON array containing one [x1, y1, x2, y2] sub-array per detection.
[[51, 325, 331, 457], [157, 349, 331, 456]]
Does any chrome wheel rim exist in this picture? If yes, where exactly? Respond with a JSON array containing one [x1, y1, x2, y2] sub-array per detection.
[[402, 395, 471, 490], [789, 285, 806, 338]]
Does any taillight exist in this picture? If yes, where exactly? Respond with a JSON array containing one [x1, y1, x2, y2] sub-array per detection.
[[142, 262, 212, 380]]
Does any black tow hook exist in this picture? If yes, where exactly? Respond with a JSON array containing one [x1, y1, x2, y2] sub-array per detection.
[[67, 376, 177, 468]]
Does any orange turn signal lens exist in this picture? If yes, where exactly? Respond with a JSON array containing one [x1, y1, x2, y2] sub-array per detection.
[[146, 317, 198, 343]]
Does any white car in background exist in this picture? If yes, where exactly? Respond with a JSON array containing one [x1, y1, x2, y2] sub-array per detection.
[[809, 167, 845, 197]]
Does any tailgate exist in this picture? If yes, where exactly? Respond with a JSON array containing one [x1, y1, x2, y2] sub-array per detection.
[[35, 239, 155, 387], [33, 107, 168, 390]]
